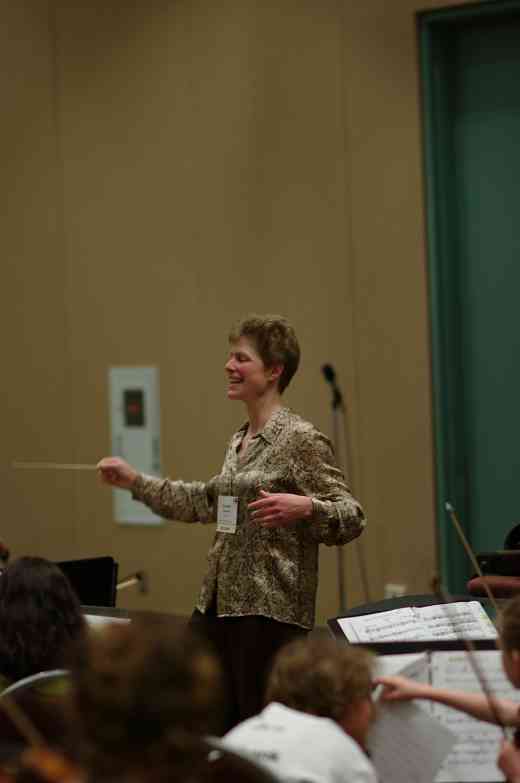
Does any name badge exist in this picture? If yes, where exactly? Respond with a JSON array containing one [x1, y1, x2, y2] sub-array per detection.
[[217, 495, 239, 533]]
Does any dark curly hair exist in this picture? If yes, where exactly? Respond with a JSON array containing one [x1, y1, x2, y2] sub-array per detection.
[[0, 556, 85, 682]]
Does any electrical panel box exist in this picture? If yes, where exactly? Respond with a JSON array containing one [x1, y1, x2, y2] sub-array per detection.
[[109, 367, 163, 525]]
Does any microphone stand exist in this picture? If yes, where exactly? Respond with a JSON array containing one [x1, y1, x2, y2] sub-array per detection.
[[322, 366, 371, 612]]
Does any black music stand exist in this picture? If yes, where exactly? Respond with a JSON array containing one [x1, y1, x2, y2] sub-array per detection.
[[328, 593, 497, 654], [56, 556, 118, 607]]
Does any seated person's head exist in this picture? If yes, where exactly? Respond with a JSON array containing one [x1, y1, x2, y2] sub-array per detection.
[[498, 594, 520, 687], [70, 617, 223, 782], [265, 636, 375, 750], [0, 556, 85, 683]]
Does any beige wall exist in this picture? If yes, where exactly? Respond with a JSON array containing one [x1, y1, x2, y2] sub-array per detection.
[[2, 0, 473, 623]]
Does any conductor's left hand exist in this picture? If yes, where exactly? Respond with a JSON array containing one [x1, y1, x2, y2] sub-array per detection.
[[248, 490, 313, 528]]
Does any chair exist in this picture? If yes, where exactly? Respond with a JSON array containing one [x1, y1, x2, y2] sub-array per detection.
[[467, 573, 520, 598], [56, 557, 118, 607], [467, 527, 520, 598], [0, 670, 71, 762]]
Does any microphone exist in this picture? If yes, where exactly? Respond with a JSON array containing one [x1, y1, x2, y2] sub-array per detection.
[[321, 364, 343, 408]]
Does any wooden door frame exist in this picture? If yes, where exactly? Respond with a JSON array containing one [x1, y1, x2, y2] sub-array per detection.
[[419, 0, 520, 592]]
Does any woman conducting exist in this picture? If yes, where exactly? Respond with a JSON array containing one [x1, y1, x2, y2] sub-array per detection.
[[97, 314, 365, 728]]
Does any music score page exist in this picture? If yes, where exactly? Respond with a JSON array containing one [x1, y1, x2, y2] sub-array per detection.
[[338, 601, 497, 643], [368, 650, 515, 783]]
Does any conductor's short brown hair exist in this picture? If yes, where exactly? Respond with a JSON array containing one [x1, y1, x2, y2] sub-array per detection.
[[265, 637, 374, 723], [229, 314, 300, 393]]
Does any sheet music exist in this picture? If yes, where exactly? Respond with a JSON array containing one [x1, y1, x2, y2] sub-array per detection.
[[375, 652, 430, 681], [369, 701, 457, 783], [369, 653, 456, 783], [337, 602, 497, 643], [430, 651, 515, 782], [338, 607, 432, 642], [417, 602, 497, 640]]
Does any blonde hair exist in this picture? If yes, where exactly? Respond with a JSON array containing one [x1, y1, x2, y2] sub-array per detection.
[[265, 637, 374, 722]]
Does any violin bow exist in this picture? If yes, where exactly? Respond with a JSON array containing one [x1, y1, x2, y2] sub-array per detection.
[[432, 575, 508, 739], [0, 692, 45, 747], [445, 501, 500, 616], [0, 693, 82, 783]]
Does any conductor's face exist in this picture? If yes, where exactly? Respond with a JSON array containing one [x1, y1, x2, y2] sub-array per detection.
[[225, 336, 278, 401]]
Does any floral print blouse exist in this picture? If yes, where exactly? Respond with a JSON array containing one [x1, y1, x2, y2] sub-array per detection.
[[131, 407, 365, 629]]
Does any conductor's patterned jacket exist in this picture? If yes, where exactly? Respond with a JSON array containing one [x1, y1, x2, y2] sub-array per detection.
[[131, 407, 365, 629]]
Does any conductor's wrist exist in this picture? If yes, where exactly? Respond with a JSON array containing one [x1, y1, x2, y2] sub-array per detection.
[[130, 473, 145, 498]]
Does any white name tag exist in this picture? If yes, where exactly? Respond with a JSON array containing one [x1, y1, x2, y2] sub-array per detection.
[[217, 495, 239, 533]]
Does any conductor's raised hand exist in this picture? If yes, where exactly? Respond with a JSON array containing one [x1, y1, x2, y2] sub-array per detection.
[[376, 675, 429, 702], [248, 490, 312, 528], [97, 457, 138, 490]]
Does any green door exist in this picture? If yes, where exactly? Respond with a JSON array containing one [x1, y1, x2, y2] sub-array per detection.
[[421, 3, 520, 592]]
